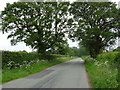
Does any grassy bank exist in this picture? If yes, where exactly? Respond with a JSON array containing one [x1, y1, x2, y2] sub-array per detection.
[[82, 52, 119, 88], [1, 56, 75, 83]]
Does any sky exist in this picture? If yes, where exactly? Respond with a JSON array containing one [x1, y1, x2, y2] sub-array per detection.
[[0, 0, 120, 52]]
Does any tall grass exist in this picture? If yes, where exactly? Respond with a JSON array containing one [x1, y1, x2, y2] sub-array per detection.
[[82, 51, 120, 88]]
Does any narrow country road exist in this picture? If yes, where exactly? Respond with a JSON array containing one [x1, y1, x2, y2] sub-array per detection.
[[2, 58, 90, 88]]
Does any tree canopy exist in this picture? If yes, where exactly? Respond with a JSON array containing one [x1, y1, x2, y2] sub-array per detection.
[[1, 2, 69, 55], [69, 2, 120, 57], [1, 1, 120, 58]]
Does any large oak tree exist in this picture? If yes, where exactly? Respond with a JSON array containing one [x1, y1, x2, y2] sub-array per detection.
[[68, 2, 120, 58], [1, 1, 69, 56]]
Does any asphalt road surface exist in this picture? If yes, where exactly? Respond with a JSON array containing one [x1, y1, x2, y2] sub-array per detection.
[[2, 58, 90, 88]]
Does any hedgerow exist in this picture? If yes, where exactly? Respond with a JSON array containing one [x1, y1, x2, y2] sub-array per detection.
[[1, 51, 39, 69], [1, 50, 67, 69], [97, 51, 120, 66]]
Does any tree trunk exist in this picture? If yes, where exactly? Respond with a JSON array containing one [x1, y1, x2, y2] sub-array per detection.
[[93, 35, 102, 58], [37, 46, 46, 60]]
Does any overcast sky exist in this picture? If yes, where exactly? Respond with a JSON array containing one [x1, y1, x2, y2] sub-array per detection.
[[0, 0, 120, 52]]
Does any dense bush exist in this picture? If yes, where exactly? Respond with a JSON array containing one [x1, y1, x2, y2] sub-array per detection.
[[1, 51, 67, 69], [1, 51, 39, 69], [97, 51, 120, 65]]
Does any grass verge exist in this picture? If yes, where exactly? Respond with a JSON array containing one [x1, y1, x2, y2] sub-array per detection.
[[1, 56, 75, 83], [82, 56, 118, 88]]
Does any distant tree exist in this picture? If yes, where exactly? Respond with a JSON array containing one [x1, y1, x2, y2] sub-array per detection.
[[77, 43, 89, 57], [69, 2, 120, 58], [70, 47, 78, 56], [66, 47, 75, 56]]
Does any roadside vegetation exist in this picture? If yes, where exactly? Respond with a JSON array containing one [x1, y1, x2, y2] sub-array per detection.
[[0, 1, 120, 89], [82, 51, 120, 88], [1, 50, 75, 83]]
